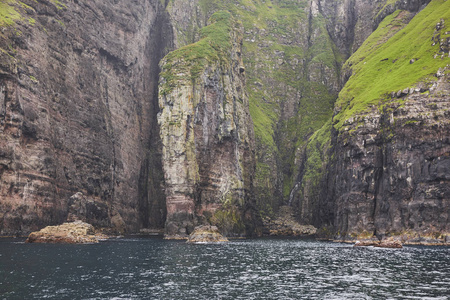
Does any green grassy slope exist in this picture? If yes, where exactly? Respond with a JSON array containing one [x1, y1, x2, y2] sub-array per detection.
[[159, 11, 235, 95], [334, 0, 450, 129], [166, 0, 341, 213]]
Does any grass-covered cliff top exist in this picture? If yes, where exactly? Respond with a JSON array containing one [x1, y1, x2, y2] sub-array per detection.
[[0, 0, 65, 27], [159, 11, 237, 96], [0, 0, 21, 26], [333, 0, 450, 129]]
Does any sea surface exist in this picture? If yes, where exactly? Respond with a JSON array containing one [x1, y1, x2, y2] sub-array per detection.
[[0, 237, 449, 299]]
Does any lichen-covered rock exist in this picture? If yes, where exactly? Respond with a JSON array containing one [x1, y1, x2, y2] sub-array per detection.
[[25, 221, 105, 244], [158, 12, 256, 238], [187, 225, 229, 243], [354, 239, 403, 248]]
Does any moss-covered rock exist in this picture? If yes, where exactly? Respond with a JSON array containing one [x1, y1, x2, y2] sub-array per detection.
[[187, 225, 229, 243], [158, 11, 256, 238], [25, 221, 107, 244]]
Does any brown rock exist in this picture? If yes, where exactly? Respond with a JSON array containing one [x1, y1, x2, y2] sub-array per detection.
[[187, 225, 229, 243], [25, 221, 105, 244], [375, 240, 403, 249], [263, 206, 317, 237], [0, 0, 170, 236], [354, 240, 379, 247]]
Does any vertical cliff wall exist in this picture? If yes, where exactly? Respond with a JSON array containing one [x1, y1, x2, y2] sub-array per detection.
[[300, 0, 449, 244], [158, 12, 256, 238], [0, 0, 447, 241], [0, 0, 171, 235]]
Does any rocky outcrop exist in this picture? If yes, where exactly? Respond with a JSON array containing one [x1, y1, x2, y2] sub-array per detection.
[[66, 192, 126, 234], [332, 72, 450, 244], [186, 225, 229, 243], [0, 0, 171, 235], [376, 240, 403, 248], [354, 239, 403, 248], [25, 221, 106, 244], [263, 206, 317, 236], [354, 240, 380, 247], [158, 12, 256, 238]]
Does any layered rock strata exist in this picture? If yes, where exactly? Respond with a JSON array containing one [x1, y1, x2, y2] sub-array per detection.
[[158, 12, 256, 238], [0, 0, 171, 235], [332, 71, 450, 245]]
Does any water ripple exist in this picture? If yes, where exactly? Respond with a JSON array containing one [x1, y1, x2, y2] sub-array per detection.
[[0, 238, 449, 299]]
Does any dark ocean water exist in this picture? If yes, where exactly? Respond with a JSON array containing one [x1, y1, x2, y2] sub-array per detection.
[[0, 237, 449, 299]]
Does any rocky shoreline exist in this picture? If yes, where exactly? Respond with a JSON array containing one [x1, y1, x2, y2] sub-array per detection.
[[262, 206, 317, 237]]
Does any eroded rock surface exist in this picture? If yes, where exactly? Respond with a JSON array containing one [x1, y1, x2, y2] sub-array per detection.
[[331, 71, 450, 244], [354, 239, 403, 248], [25, 221, 105, 244], [158, 12, 256, 238], [187, 225, 229, 243], [0, 0, 171, 235], [263, 206, 317, 236]]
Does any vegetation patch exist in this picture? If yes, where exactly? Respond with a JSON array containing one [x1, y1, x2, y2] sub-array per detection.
[[159, 11, 234, 95], [334, 0, 450, 130], [303, 120, 332, 184], [210, 205, 245, 236], [0, 0, 22, 26]]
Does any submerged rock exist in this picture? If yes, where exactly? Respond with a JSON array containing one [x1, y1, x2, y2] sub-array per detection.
[[25, 221, 106, 244], [354, 239, 403, 248], [375, 240, 403, 249], [187, 226, 229, 243], [354, 240, 379, 247]]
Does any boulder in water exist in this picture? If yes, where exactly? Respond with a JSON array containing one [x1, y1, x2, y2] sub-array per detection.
[[375, 240, 403, 249], [25, 221, 106, 244], [354, 239, 403, 248], [354, 240, 379, 247], [187, 225, 228, 243]]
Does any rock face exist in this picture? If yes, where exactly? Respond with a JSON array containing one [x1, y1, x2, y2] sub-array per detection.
[[0, 0, 171, 235], [187, 225, 229, 243], [158, 12, 256, 238], [263, 206, 317, 237], [25, 221, 104, 244], [304, 1, 450, 245], [354, 239, 403, 248], [0, 0, 448, 242], [332, 72, 450, 244], [66, 192, 126, 234]]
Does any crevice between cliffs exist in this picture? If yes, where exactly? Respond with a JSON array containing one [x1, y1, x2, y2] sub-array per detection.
[[137, 2, 174, 233]]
